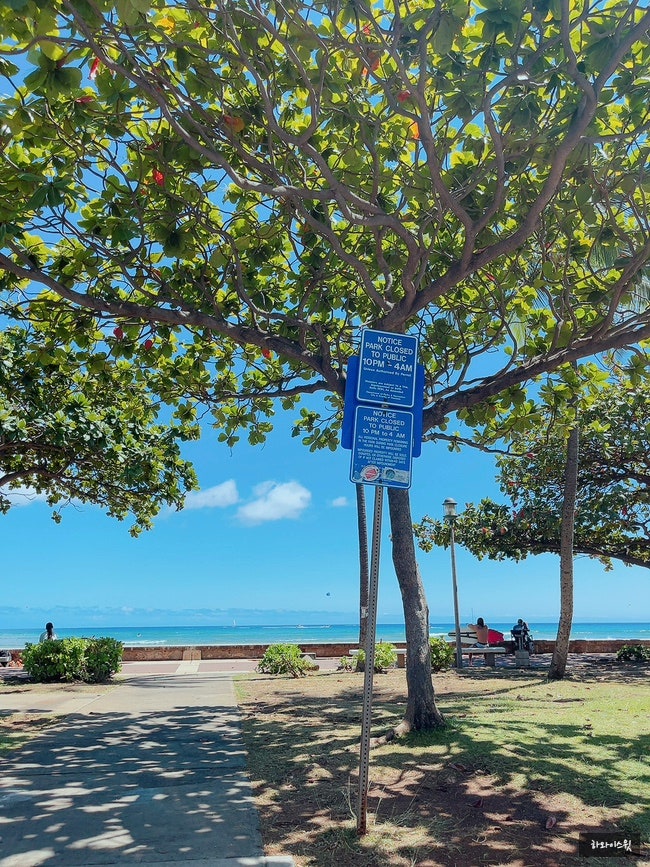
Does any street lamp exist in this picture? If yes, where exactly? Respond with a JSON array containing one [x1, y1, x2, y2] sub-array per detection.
[[443, 497, 463, 669]]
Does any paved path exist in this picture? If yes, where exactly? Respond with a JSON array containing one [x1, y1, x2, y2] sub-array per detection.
[[0, 668, 294, 867]]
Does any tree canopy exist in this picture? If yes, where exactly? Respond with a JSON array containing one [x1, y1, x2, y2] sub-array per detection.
[[0, 322, 199, 534], [0, 0, 649, 441], [414, 380, 650, 569]]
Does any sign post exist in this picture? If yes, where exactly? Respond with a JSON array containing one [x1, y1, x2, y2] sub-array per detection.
[[356, 484, 383, 835], [342, 329, 423, 837]]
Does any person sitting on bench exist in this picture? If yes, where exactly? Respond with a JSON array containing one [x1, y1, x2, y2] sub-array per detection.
[[467, 616, 489, 646], [511, 618, 532, 651]]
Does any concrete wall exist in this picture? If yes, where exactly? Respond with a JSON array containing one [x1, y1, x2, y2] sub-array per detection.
[[121, 638, 650, 662]]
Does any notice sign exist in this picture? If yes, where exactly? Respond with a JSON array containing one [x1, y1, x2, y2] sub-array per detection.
[[350, 406, 414, 489], [357, 329, 418, 408]]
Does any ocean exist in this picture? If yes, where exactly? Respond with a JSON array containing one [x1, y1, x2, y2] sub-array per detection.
[[1, 622, 649, 649]]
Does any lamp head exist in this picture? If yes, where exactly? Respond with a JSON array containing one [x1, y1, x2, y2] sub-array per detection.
[[443, 497, 457, 519]]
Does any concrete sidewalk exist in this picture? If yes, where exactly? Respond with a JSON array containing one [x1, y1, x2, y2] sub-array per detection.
[[0, 668, 294, 867]]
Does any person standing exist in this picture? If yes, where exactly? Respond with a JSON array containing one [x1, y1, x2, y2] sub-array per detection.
[[39, 622, 58, 642]]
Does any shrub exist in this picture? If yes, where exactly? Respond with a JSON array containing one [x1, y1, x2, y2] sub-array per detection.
[[23, 638, 86, 682], [429, 636, 455, 671], [355, 642, 398, 672], [338, 655, 355, 671], [616, 644, 650, 662], [257, 644, 316, 677], [84, 637, 123, 682], [22, 637, 123, 683]]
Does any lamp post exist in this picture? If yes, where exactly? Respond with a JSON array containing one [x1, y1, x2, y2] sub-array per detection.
[[443, 497, 463, 669]]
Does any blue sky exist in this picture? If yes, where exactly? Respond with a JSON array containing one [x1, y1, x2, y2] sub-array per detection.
[[1, 399, 648, 631]]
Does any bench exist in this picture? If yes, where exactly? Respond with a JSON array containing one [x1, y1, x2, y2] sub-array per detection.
[[349, 647, 407, 668], [447, 631, 506, 667]]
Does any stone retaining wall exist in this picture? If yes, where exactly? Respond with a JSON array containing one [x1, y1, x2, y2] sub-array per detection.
[[121, 638, 650, 662]]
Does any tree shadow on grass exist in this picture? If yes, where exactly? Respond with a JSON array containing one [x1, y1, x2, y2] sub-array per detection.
[[239, 675, 650, 867]]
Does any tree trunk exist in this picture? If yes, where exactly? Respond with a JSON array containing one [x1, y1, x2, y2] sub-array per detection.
[[356, 484, 369, 653], [388, 487, 446, 731], [548, 424, 579, 680]]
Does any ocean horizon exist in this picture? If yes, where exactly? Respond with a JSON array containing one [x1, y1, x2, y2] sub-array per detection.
[[1, 621, 649, 649]]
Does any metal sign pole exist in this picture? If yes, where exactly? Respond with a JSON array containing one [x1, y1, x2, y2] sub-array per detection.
[[356, 484, 383, 836]]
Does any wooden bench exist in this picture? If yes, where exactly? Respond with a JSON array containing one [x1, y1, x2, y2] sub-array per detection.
[[447, 631, 506, 667], [349, 647, 407, 668]]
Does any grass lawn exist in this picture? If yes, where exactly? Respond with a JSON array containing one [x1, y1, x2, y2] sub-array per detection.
[[236, 660, 650, 867]]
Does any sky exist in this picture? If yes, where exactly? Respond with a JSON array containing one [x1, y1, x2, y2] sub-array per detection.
[[2, 395, 648, 631]]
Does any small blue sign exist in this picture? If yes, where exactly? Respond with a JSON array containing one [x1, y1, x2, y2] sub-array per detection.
[[350, 406, 413, 489], [357, 329, 419, 408]]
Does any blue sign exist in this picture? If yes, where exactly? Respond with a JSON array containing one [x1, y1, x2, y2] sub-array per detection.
[[357, 329, 419, 408], [350, 406, 413, 489], [342, 355, 424, 456]]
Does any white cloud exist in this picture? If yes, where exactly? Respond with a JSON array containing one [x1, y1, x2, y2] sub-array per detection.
[[0, 486, 48, 507], [237, 480, 311, 525], [184, 480, 239, 510], [331, 496, 349, 508]]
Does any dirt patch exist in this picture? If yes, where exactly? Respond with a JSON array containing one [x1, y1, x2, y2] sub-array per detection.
[[237, 663, 649, 867]]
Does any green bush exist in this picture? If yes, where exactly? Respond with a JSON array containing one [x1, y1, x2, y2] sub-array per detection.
[[22, 637, 123, 683], [84, 637, 123, 682], [429, 636, 455, 671], [616, 644, 650, 662], [338, 655, 355, 671], [355, 642, 398, 672], [23, 638, 86, 682], [257, 644, 316, 677]]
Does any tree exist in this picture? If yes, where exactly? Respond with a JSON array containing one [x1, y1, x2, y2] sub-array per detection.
[[2, 0, 650, 729], [414, 380, 650, 569], [0, 323, 198, 534], [415, 377, 650, 677], [549, 422, 578, 679]]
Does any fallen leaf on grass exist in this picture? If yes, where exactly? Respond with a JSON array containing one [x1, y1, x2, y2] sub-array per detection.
[[471, 797, 484, 808], [449, 761, 468, 772], [545, 816, 557, 830]]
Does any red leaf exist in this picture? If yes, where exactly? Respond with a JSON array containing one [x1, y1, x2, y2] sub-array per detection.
[[75, 95, 95, 104], [89, 57, 101, 80], [152, 168, 165, 187], [143, 339, 154, 351], [223, 115, 245, 133], [397, 90, 411, 103], [262, 348, 271, 359], [113, 326, 124, 340]]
